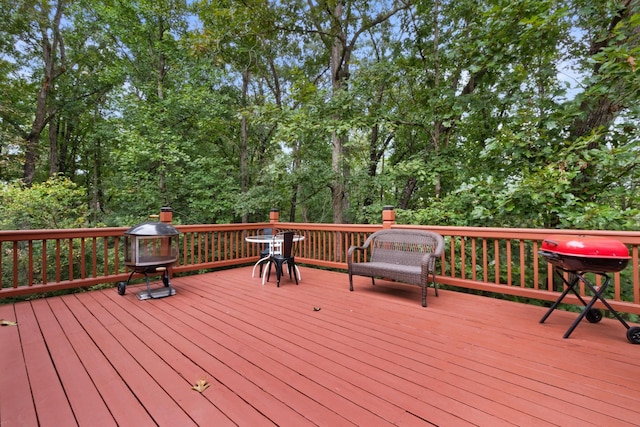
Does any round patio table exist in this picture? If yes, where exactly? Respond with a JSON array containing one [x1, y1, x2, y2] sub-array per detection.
[[245, 234, 304, 284]]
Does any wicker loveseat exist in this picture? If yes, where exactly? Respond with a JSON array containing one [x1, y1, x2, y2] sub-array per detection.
[[347, 229, 445, 307]]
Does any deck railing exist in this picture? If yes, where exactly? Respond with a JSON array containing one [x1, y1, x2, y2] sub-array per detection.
[[2, 210, 640, 316]]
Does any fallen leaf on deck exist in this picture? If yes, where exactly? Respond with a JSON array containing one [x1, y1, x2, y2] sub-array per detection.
[[191, 378, 210, 393], [1, 319, 18, 326]]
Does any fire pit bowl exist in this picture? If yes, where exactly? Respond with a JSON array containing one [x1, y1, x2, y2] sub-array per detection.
[[118, 219, 180, 299], [124, 221, 179, 268], [539, 235, 630, 273]]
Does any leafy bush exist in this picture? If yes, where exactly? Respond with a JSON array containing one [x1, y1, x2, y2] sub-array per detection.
[[0, 177, 89, 230]]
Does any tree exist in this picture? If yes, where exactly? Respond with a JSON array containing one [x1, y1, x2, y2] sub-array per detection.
[[567, 0, 640, 199], [0, 0, 69, 185], [1, 0, 639, 231], [195, 0, 287, 221], [300, 0, 411, 223]]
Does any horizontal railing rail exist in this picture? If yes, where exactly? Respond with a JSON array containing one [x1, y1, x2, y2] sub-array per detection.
[[2, 219, 640, 316]]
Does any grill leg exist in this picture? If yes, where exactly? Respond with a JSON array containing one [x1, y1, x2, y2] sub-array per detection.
[[562, 273, 604, 338], [540, 272, 580, 324], [144, 272, 153, 299], [562, 272, 631, 338]]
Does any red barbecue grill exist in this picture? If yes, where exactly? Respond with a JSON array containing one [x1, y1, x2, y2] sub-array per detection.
[[538, 235, 640, 344], [117, 215, 179, 300]]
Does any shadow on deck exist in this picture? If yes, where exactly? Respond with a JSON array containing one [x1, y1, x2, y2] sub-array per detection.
[[1, 266, 639, 426]]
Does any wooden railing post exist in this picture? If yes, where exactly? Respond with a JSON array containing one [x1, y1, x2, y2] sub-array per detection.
[[160, 206, 173, 223], [382, 206, 395, 228], [269, 208, 279, 224]]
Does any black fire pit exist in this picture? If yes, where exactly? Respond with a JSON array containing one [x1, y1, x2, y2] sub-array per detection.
[[117, 218, 179, 300], [538, 235, 640, 344]]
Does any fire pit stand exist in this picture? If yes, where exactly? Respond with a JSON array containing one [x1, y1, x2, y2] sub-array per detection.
[[118, 218, 179, 300], [119, 264, 175, 300], [538, 235, 640, 344]]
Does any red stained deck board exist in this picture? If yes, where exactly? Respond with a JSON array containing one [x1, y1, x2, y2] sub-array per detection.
[[329, 290, 637, 423], [181, 276, 552, 426], [108, 284, 348, 427], [192, 278, 488, 422], [3, 266, 640, 427], [107, 302, 344, 425], [87, 290, 252, 427], [45, 297, 157, 427], [349, 281, 640, 424], [156, 288, 402, 426], [313, 276, 640, 425], [61, 295, 198, 427], [0, 304, 38, 427], [197, 269, 640, 426], [13, 302, 77, 427], [179, 278, 503, 426], [277, 273, 639, 381], [102, 284, 314, 426], [83, 291, 232, 427], [28, 298, 117, 427]]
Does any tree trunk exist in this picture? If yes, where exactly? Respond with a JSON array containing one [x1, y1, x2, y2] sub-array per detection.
[[49, 115, 59, 176], [399, 177, 417, 209], [241, 70, 250, 223], [23, 0, 66, 186], [157, 18, 167, 197], [330, 1, 348, 224], [310, 0, 409, 222], [24, 77, 53, 185]]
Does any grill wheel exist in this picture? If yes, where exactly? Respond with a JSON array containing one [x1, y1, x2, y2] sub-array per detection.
[[117, 282, 126, 295], [585, 309, 603, 323], [627, 327, 640, 344]]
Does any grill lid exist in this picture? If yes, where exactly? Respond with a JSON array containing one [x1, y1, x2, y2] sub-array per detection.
[[541, 235, 629, 259], [125, 222, 179, 236]]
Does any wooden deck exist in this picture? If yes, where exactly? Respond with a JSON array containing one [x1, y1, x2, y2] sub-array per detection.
[[1, 266, 639, 426]]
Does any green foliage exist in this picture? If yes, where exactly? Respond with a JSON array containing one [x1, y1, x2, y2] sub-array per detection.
[[0, 177, 90, 230], [180, 157, 240, 224], [0, 0, 639, 230]]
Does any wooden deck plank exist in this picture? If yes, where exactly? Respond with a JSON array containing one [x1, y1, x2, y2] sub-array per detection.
[[29, 298, 117, 427], [2, 266, 640, 426], [88, 289, 253, 427], [232, 269, 640, 426], [163, 281, 405, 426], [112, 282, 347, 426], [13, 302, 78, 427], [187, 273, 578, 426], [45, 297, 157, 427], [342, 290, 640, 419], [340, 277, 640, 425], [181, 275, 519, 426], [0, 304, 39, 427], [62, 293, 198, 426]]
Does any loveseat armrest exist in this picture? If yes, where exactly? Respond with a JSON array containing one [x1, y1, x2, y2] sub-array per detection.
[[420, 251, 442, 298], [347, 232, 378, 264], [418, 233, 444, 272], [347, 244, 366, 261]]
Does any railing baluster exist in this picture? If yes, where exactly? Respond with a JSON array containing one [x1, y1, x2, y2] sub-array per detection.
[[28, 241, 34, 287], [42, 240, 48, 285], [68, 238, 73, 282], [519, 240, 526, 288], [13, 241, 18, 288]]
